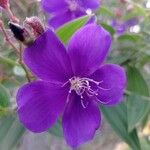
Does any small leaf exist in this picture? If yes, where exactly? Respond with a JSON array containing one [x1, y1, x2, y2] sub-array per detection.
[[56, 15, 92, 44], [96, 6, 114, 17], [127, 66, 150, 131], [127, 94, 150, 131], [0, 84, 10, 107], [124, 3, 147, 20], [101, 102, 141, 150], [118, 34, 141, 42], [101, 23, 115, 36], [0, 56, 18, 67]]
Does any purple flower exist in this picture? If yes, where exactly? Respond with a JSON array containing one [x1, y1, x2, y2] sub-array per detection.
[[124, 17, 139, 27], [17, 24, 126, 148], [111, 17, 139, 35], [111, 19, 126, 35], [41, 0, 100, 29]]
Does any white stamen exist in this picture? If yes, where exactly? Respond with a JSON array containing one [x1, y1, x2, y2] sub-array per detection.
[[86, 9, 92, 15], [81, 98, 89, 109], [98, 86, 111, 91], [62, 76, 111, 108], [95, 97, 111, 105]]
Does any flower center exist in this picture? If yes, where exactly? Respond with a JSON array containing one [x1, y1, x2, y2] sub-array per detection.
[[68, 0, 78, 11], [69, 77, 100, 98], [62, 77, 110, 108]]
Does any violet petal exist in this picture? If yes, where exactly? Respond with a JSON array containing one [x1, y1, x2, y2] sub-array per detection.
[[41, 0, 68, 13], [62, 93, 101, 148], [80, 0, 100, 9], [48, 11, 73, 29], [68, 24, 111, 76], [17, 81, 68, 132], [90, 64, 127, 105], [23, 29, 73, 83]]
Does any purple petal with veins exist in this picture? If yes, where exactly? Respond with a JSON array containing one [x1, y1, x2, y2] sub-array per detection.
[[41, 0, 100, 29]]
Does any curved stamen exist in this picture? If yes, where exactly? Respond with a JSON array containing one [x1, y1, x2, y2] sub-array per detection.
[[81, 78, 102, 85], [95, 97, 112, 105], [98, 86, 111, 91], [62, 76, 111, 108], [81, 98, 89, 109], [61, 80, 70, 87]]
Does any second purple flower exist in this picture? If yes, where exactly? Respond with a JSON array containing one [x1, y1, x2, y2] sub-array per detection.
[[41, 0, 100, 29]]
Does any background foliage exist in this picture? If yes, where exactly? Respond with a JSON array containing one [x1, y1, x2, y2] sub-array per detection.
[[0, 0, 150, 149]]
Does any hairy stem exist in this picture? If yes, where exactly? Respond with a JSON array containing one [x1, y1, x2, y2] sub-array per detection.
[[0, 21, 19, 53], [18, 43, 31, 82], [0, 20, 31, 82]]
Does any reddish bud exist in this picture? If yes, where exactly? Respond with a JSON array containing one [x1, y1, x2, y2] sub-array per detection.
[[0, 0, 19, 23], [0, 20, 3, 27], [127, 4, 134, 12], [24, 16, 45, 38], [114, 9, 122, 18], [119, 0, 126, 4], [0, 0, 9, 9]]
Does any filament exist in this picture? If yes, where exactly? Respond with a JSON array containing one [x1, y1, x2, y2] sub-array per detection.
[[62, 76, 111, 108]]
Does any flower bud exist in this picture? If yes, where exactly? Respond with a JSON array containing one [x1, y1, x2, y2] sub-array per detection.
[[23, 16, 45, 38], [114, 9, 122, 18], [0, 0, 9, 9], [119, 0, 126, 4], [127, 4, 134, 12], [0, 20, 3, 27], [8, 22, 34, 46], [0, 0, 19, 22]]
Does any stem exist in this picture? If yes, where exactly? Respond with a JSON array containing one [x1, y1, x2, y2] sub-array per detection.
[[0, 21, 19, 53], [0, 20, 31, 82], [18, 43, 31, 82], [5, 6, 19, 23]]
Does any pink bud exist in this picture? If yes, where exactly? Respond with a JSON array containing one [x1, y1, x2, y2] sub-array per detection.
[[114, 9, 122, 18], [24, 16, 45, 38], [0, 0, 9, 9], [119, 0, 126, 4], [0, 0, 19, 22], [127, 4, 134, 12], [0, 20, 3, 27]]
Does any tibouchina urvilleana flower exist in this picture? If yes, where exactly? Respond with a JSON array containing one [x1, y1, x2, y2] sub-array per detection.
[[17, 24, 126, 148], [111, 17, 139, 35], [41, 0, 100, 29]]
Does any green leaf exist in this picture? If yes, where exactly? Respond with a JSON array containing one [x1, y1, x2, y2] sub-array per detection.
[[56, 15, 92, 44], [133, 4, 147, 18], [0, 84, 10, 107], [101, 102, 141, 150], [96, 6, 114, 17], [118, 34, 141, 42], [101, 23, 115, 36], [0, 115, 25, 150], [127, 66, 150, 131], [48, 120, 63, 137], [124, 4, 147, 20], [0, 56, 18, 67]]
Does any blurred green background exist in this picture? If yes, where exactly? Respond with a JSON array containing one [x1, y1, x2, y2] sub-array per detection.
[[0, 0, 150, 150]]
